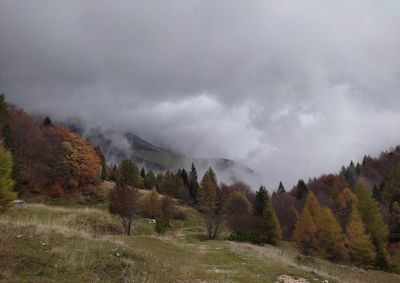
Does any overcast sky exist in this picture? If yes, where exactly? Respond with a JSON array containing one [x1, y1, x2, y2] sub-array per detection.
[[1, 0, 400, 189]]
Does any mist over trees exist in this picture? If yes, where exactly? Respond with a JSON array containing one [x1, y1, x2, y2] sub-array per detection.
[[2, 95, 400, 273]]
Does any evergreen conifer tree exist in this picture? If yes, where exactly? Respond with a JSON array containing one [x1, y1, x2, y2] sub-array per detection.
[[189, 163, 199, 201], [0, 142, 16, 212], [259, 203, 281, 245], [296, 179, 308, 199], [253, 185, 269, 217], [276, 181, 286, 194]]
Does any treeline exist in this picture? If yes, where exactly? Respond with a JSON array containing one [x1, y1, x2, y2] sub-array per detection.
[[270, 146, 400, 271], [2, 94, 400, 272], [0, 94, 104, 198], [109, 160, 281, 244], [109, 146, 400, 272]]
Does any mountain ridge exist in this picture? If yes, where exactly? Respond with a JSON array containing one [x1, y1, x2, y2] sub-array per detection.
[[68, 124, 262, 187]]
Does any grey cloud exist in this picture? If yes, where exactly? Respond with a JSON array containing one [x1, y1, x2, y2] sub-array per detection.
[[1, 0, 400, 189]]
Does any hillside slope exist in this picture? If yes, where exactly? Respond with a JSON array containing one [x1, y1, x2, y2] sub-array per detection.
[[1, 200, 400, 283], [82, 126, 261, 185]]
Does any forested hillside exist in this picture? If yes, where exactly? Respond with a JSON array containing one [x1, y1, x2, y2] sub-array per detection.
[[1, 95, 400, 281], [0, 94, 103, 198]]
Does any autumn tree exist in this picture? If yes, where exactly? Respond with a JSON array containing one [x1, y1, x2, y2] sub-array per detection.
[[161, 194, 175, 220], [293, 192, 345, 259], [205, 208, 223, 240], [109, 187, 142, 235], [0, 95, 20, 188], [292, 207, 318, 254], [0, 142, 16, 212], [61, 131, 102, 187], [345, 209, 376, 265], [355, 180, 390, 269], [224, 191, 253, 235], [337, 188, 358, 230], [317, 207, 346, 259], [253, 185, 269, 217], [198, 167, 222, 239], [144, 188, 161, 218], [198, 167, 218, 208]]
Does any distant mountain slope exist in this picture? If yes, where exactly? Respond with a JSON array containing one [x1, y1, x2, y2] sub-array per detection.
[[81, 126, 261, 186]]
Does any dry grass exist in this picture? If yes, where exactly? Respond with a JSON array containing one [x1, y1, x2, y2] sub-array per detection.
[[227, 241, 400, 283], [2, 202, 400, 283], [0, 216, 92, 239]]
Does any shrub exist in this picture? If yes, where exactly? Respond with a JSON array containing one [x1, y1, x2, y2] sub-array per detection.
[[155, 216, 169, 234], [74, 212, 124, 235], [50, 184, 64, 198]]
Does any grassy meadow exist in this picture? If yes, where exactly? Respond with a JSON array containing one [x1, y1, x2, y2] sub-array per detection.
[[1, 198, 400, 283]]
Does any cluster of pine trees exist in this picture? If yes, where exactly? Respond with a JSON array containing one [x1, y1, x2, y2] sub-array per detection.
[[292, 180, 390, 268], [110, 161, 282, 243]]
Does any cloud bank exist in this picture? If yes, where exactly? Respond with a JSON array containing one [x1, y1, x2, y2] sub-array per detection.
[[1, 0, 400, 189]]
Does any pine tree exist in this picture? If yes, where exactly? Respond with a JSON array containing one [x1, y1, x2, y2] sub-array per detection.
[[95, 146, 108, 180], [276, 181, 286, 194], [2, 124, 14, 152], [373, 182, 384, 201], [189, 163, 199, 201], [180, 168, 189, 188], [42, 116, 52, 127], [144, 170, 157, 190], [0, 94, 10, 126], [345, 209, 376, 265], [116, 160, 142, 188], [259, 203, 281, 245], [140, 168, 146, 179], [383, 162, 400, 206], [296, 179, 308, 199], [389, 201, 400, 242], [253, 185, 269, 217], [0, 142, 16, 212], [344, 161, 357, 189]]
